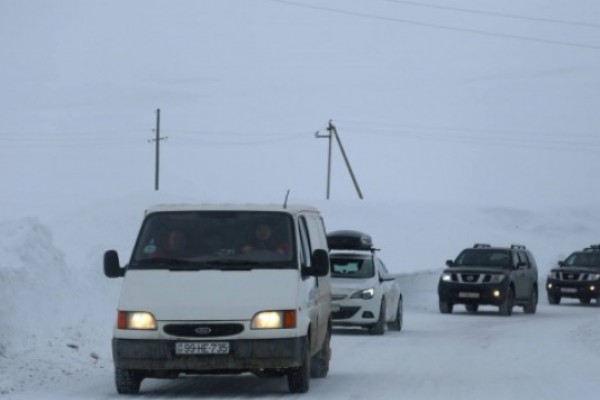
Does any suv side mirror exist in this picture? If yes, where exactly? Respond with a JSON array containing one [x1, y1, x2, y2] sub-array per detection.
[[104, 250, 125, 278], [558, 260, 565, 267], [304, 248, 329, 277], [445, 260, 454, 267]]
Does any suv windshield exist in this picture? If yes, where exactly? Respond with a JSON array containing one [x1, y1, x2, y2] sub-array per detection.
[[454, 249, 511, 268], [330, 257, 374, 278], [564, 252, 600, 268], [129, 211, 295, 270]]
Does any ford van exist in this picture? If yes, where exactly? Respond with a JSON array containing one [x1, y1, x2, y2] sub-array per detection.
[[104, 204, 332, 394]]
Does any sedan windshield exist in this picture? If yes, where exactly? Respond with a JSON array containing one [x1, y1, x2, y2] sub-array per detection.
[[330, 257, 374, 278], [454, 249, 511, 268]]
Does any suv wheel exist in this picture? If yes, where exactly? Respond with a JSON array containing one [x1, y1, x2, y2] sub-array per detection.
[[499, 287, 514, 316], [439, 300, 453, 314], [523, 286, 538, 314], [548, 293, 561, 305], [465, 304, 478, 313], [369, 300, 386, 335]]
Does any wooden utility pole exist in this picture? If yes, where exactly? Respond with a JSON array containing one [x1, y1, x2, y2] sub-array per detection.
[[315, 120, 364, 200], [148, 108, 168, 191]]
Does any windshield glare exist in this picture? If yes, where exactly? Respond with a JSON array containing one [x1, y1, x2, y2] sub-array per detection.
[[130, 211, 295, 269], [454, 249, 511, 268], [330, 257, 374, 278]]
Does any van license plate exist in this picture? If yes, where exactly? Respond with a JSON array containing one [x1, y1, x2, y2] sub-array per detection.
[[175, 342, 230, 355], [458, 292, 479, 299]]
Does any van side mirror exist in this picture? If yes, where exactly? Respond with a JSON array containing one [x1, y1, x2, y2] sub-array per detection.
[[308, 248, 330, 277], [104, 250, 125, 278]]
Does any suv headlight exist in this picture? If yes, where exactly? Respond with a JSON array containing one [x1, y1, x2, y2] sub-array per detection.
[[548, 272, 559, 280], [441, 273, 452, 282], [488, 274, 505, 284], [587, 274, 600, 281], [350, 288, 375, 300]]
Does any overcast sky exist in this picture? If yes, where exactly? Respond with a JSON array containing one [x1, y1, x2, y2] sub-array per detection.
[[2, 0, 600, 212]]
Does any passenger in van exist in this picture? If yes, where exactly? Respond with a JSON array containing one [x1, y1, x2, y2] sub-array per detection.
[[240, 221, 289, 255]]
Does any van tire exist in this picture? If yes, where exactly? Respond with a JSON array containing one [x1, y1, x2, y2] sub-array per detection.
[[310, 327, 331, 378], [288, 337, 310, 393], [115, 368, 143, 394]]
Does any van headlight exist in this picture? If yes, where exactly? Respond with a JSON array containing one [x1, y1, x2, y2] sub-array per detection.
[[117, 311, 157, 330], [251, 310, 296, 329], [350, 288, 375, 300]]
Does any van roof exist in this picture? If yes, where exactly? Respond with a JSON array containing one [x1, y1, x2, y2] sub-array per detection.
[[145, 203, 321, 215]]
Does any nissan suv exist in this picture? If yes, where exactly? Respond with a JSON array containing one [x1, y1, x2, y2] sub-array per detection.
[[546, 244, 600, 306], [438, 244, 539, 316]]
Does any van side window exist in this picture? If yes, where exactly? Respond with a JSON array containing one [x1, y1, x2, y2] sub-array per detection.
[[298, 217, 311, 267]]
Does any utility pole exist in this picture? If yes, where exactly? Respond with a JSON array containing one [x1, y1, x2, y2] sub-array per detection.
[[148, 108, 168, 191], [315, 120, 364, 200]]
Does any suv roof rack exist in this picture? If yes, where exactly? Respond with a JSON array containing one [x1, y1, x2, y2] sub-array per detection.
[[583, 244, 600, 251], [510, 244, 526, 250], [473, 243, 491, 248]]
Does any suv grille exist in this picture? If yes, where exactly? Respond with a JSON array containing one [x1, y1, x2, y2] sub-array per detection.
[[557, 272, 584, 281], [163, 323, 244, 338]]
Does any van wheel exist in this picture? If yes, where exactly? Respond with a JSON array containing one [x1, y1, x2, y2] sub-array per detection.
[[388, 298, 403, 331], [310, 327, 331, 378], [369, 300, 386, 335], [523, 286, 538, 314], [288, 337, 310, 393], [499, 287, 514, 316], [115, 368, 143, 394]]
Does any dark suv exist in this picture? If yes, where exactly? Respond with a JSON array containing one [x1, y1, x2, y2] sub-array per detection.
[[438, 244, 539, 316], [546, 244, 600, 306]]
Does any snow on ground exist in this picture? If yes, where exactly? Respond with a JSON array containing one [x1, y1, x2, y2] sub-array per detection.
[[1, 199, 600, 398]]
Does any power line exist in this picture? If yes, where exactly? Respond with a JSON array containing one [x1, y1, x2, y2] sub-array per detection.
[[382, 0, 600, 29], [268, 0, 600, 50]]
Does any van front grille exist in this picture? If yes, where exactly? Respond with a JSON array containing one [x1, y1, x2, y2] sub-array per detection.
[[163, 323, 244, 338]]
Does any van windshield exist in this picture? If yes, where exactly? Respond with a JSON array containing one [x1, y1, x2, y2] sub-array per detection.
[[129, 211, 296, 270]]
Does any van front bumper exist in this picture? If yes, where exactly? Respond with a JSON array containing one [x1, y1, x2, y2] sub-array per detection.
[[112, 338, 306, 372]]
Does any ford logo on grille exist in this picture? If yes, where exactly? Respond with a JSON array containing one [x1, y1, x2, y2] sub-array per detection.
[[194, 327, 212, 335]]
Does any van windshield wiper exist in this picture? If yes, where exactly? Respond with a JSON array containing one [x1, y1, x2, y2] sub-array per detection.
[[137, 257, 214, 270]]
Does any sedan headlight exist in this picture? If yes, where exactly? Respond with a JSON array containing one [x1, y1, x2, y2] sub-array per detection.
[[350, 288, 375, 300], [117, 311, 157, 330], [251, 310, 296, 329], [488, 274, 506, 284]]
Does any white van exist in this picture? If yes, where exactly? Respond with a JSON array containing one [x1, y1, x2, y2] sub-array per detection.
[[104, 204, 332, 394]]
